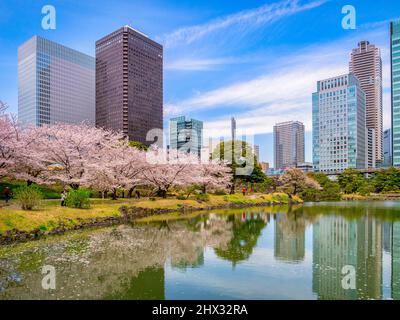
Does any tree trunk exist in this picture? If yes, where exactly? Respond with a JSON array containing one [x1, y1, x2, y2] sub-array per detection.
[[157, 188, 167, 198], [112, 189, 118, 200], [288, 193, 293, 206], [70, 183, 80, 190]]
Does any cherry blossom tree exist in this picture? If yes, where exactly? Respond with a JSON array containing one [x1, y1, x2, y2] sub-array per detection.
[[0, 101, 8, 114], [87, 144, 146, 199], [141, 147, 200, 198], [0, 112, 18, 179], [30, 123, 126, 189], [8, 125, 51, 185], [279, 168, 321, 202], [196, 160, 232, 194]]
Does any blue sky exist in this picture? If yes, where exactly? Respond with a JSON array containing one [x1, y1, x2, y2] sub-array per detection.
[[0, 0, 399, 165]]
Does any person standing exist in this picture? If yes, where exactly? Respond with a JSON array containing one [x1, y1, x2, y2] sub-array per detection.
[[61, 189, 67, 207], [4, 187, 11, 204], [242, 187, 247, 196]]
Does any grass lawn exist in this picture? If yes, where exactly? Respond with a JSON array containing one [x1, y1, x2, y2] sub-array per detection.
[[0, 193, 298, 236]]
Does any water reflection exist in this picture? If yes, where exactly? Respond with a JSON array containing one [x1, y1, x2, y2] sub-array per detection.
[[0, 202, 400, 300], [274, 211, 306, 263]]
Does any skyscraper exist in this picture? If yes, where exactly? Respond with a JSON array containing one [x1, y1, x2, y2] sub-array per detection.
[[170, 116, 203, 158], [391, 20, 400, 167], [384, 128, 393, 167], [273, 121, 304, 169], [313, 74, 366, 172], [350, 41, 383, 166], [254, 144, 260, 161], [18, 36, 95, 126], [96, 26, 163, 146], [231, 117, 236, 141], [366, 128, 376, 169]]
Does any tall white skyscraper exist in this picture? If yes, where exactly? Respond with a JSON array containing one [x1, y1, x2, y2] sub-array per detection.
[[18, 36, 95, 126], [313, 74, 366, 172]]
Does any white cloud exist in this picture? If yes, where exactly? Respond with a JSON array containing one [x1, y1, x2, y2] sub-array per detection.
[[166, 26, 392, 138], [161, 0, 328, 48], [165, 57, 247, 71]]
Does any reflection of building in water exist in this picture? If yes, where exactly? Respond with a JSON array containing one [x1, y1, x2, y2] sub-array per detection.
[[392, 222, 400, 300], [312, 215, 382, 300], [274, 213, 306, 263], [383, 222, 392, 254]]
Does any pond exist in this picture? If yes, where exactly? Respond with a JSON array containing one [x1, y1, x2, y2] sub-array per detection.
[[0, 201, 400, 300]]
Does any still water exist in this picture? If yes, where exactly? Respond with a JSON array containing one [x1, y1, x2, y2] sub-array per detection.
[[1, 201, 400, 300]]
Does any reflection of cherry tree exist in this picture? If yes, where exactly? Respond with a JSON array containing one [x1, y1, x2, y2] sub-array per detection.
[[0, 216, 234, 299]]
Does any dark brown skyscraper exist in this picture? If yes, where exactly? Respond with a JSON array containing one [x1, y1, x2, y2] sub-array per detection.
[[96, 26, 163, 145]]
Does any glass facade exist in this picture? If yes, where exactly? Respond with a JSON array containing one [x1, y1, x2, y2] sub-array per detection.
[[170, 116, 203, 158], [313, 74, 366, 172], [384, 128, 392, 167], [18, 36, 95, 126], [96, 26, 163, 146], [391, 20, 400, 166]]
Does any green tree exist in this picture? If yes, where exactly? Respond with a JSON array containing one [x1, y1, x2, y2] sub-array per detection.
[[306, 172, 341, 201], [211, 140, 265, 193], [372, 167, 400, 193], [337, 169, 367, 194], [128, 141, 148, 151]]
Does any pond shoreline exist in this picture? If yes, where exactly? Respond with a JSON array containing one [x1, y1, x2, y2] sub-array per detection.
[[0, 199, 300, 245]]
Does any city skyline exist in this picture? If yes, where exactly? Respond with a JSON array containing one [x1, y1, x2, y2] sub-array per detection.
[[1, 0, 400, 164]]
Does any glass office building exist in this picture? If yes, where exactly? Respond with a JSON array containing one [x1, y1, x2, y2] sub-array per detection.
[[96, 26, 163, 146], [18, 36, 95, 126], [170, 116, 203, 158], [391, 20, 400, 167], [313, 74, 366, 173], [384, 128, 392, 167]]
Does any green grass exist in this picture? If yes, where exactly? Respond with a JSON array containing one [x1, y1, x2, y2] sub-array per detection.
[[0, 193, 297, 236], [0, 178, 63, 200], [0, 198, 127, 235]]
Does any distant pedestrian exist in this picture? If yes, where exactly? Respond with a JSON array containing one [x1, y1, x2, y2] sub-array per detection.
[[4, 187, 11, 204], [242, 187, 247, 196], [135, 190, 141, 199], [61, 189, 67, 207]]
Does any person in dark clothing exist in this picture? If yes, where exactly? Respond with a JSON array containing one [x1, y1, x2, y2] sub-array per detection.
[[4, 187, 11, 203]]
